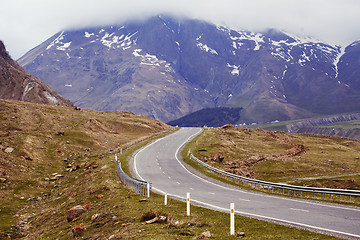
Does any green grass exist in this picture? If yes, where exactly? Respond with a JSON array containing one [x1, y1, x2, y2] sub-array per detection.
[[181, 127, 360, 206]]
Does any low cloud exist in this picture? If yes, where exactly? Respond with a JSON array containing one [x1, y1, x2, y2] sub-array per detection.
[[1, 0, 360, 59]]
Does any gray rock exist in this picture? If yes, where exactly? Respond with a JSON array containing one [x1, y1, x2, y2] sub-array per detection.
[[4, 147, 14, 153], [201, 231, 211, 238]]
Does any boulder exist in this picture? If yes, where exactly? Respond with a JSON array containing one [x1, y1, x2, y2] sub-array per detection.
[[4, 147, 14, 153], [212, 152, 224, 163], [201, 230, 211, 238], [72, 223, 84, 237], [222, 123, 234, 129], [67, 205, 86, 222]]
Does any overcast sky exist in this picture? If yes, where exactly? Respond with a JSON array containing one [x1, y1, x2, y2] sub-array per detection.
[[1, 0, 360, 59]]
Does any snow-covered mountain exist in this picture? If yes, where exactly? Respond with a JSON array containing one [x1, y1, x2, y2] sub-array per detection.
[[18, 16, 360, 123]]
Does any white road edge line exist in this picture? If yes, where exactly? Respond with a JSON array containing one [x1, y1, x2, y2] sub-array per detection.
[[134, 128, 360, 239], [172, 128, 360, 213], [152, 187, 360, 239]]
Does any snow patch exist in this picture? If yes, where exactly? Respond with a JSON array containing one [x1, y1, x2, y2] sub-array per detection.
[[84, 32, 94, 38], [227, 63, 241, 76], [196, 42, 218, 55], [56, 41, 71, 51], [46, 31, 65, 50], [333, 46, 345, 78]]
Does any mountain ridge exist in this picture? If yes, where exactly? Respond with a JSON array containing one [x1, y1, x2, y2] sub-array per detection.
[[0, 40, 72, 107], [18, 16, 360, 123]]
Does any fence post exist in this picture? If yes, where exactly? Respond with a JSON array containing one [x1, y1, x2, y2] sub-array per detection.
[[230, 203, 235, 235], [165, 193, 168, 206], [115, 154, 117, 162], [187, 192, 190, 216]]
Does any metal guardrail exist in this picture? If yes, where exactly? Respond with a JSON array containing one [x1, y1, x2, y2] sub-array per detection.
[[115, 159, 151, 197], [190, 154, 360, 202]]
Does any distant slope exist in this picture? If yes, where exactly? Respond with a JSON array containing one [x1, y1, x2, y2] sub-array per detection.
[[168, 107, 242, 127], [0, 40, 72, 106]]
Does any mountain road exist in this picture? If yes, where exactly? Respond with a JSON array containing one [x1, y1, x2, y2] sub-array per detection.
[[133, 127, 360, 239]]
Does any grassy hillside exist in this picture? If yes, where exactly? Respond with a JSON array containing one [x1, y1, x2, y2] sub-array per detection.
[[184, 126, 360, 191], [0, 100, 343, 239], [0, 99, 171, 238]]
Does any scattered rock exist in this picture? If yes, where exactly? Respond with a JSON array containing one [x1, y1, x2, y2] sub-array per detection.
[[91, 212, 109, 224], [72, 223, 84, 237], [108, 234, 120, 240], [56, 131, 65, 136], [74, 106, 81, 111], [91, 214, 100, 223], [222, 123, 234, 129], [4, 147, 14, 153], [83, 201, 93, 210], [67, 205, 86, 222], [145, 216, 167, 224], [96, 194, 103, 199], [200, 230, 212, 238], [139, 198, 148, 202], [237, 232, 245, 237], [0, 178, 6, 183], [212, 152, 224, 163], [145, 216, 159, 224]]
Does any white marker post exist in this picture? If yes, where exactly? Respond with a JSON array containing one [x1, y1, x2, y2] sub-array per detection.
[[230, 203, 235, 235], [115, 154, 117, 161], [147, 182, 150, 198], [164, 193, 168, 206], [187, 192, 190, 216]]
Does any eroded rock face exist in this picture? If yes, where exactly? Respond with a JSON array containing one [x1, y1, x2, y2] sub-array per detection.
[[0, 40, 72, 107]]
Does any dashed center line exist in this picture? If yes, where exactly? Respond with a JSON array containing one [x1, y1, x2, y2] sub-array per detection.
[[176, 181, 180, 185], [239, 198, 250, 202], [208, 192, 215, 195], [290, 208, 309, 213]]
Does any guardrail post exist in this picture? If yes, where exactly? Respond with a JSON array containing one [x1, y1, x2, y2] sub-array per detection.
[[230, 203, 235, 235], [165, 193, 168, 205], [187, 192, 190, 216]]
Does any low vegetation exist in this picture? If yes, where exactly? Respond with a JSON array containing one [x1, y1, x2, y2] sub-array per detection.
[[184, 126, 360, 191], [0, 100, 343, 239]]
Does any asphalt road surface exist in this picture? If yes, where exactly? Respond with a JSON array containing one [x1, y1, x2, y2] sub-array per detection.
[[133, 127, 360, 239]]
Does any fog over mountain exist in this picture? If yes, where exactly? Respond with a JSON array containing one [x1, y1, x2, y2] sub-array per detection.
[[1, 0, 360, 59]]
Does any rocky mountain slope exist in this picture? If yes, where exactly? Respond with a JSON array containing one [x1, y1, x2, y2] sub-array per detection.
[[0, 40, 72, 106], [18, 16, 360, 123]]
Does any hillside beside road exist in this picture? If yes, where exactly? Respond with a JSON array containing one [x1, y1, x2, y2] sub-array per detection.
[[186, 126, 360, 191], [0, 99, 172, 238]]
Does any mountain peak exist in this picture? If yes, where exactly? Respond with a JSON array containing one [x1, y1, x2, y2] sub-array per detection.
[[17, 16, 360, 124]]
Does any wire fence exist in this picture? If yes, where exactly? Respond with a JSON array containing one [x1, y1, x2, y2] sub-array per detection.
[[190, 154, 360, 202]]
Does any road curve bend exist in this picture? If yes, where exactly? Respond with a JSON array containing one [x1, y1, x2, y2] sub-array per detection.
[[134, 127, 360, 239]]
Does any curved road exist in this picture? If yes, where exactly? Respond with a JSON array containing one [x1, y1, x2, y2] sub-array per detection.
[[134, 128, 360, 239]]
